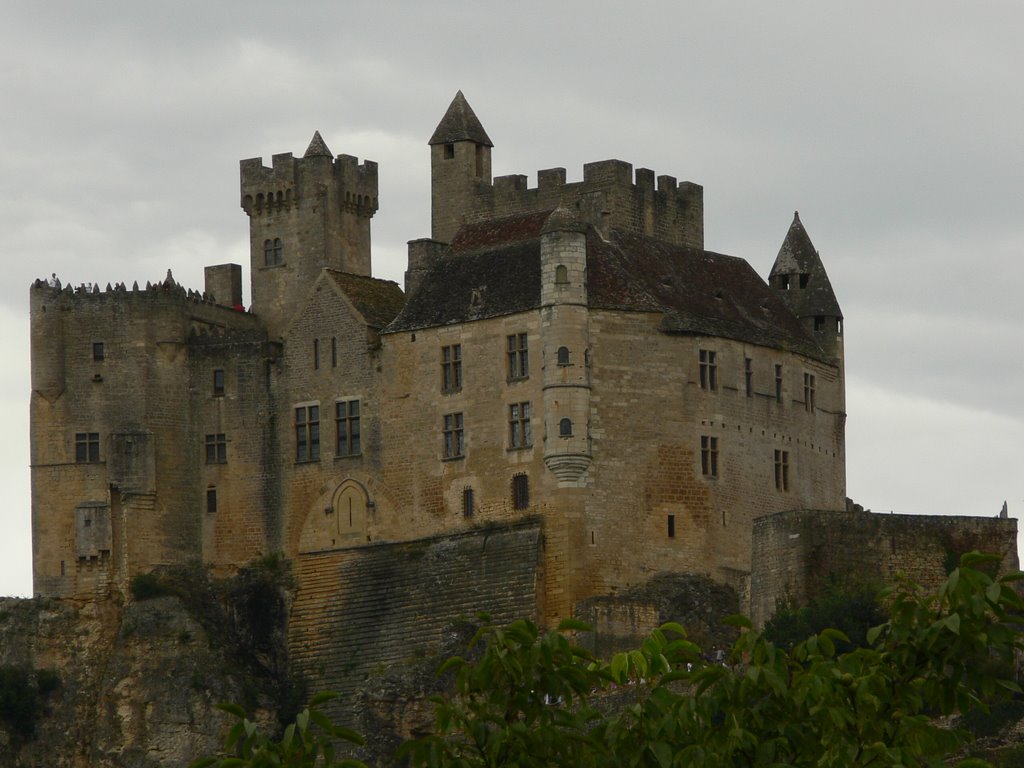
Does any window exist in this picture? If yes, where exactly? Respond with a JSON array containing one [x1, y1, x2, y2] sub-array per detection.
[[557, 346, 570, 366], [508, 402, 532, 448], [804, 372, 816, 412], [462, 487, 474, 518], [559, 418, 573, 437], [206, 488, 217, 514], [814, 316, 825, 332], [799, 273, 810, 289], [700, 435, 718, 477], [205, 433, 227, 464], [441, 344, 462, 392], [443, 412, 464, 459], [444, 143, 455, 159], [667, 514, 676, 538], [313, 339, 320, 370], [555, 264, 569, 284], [744, 357, 752, 397], [92, 342, 104, 362], [512, 473, 529, 510], [775, 450, 790, 491], [295, 405, 320, 462], [75, 432, 100, 463], [699, 349, 717, 390], [213, 369, 225, 397], [775, 364, 783, 404], [507, 333, 529, 380], [264, 238, 283, 266], [475, 144, 485, 177], [335, 400, 361, 456], [331, 337, 337, 368]]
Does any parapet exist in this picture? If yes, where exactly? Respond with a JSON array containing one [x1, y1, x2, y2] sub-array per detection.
[[463, 160, 703, 249], [240, 149, 379, 217]]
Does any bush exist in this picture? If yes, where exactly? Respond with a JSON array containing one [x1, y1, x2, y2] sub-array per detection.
[[0, 665, 60, 743], [764, 573, 885, 652], [129, 572, 169, 601]]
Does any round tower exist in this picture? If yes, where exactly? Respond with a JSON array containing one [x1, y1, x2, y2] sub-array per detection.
[[540, 207, 592, 484]]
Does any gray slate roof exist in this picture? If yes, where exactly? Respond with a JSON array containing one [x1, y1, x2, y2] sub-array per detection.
[[428, 91, 494, 147], [769, 212, 843, 320], [386, 211, 830, 362]]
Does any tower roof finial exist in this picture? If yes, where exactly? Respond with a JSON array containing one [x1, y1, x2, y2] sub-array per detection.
[[304, 131, 333, 158], [429, 91, 493, 147]]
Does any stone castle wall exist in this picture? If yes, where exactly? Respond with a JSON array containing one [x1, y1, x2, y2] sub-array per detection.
[[29, 281, 270, 596], [289, 521, 543, 713], [749, 508, 1020, 626]]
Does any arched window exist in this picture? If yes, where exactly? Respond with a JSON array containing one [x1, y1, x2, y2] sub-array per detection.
[[555, 265, 568, 284], [559, 418, 573, 437], [557, 346, 570, 366]]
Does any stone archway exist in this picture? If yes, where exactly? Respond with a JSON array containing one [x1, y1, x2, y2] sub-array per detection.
[[298, 479, 370, 553]]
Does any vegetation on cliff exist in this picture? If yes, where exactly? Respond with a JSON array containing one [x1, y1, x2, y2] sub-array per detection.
[[190, 553, 1024, 766], [398, 553, 1023, 766]]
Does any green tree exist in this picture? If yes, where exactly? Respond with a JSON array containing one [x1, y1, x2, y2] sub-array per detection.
[[401, 553, 1024, 768], [188, 692, 366, 768], [763, 574, 885, 652]]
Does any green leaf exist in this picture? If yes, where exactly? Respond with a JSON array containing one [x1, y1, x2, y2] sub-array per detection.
[[945, 613, 961, 635], [723, 614, 753, 629], [557, 618, 592, 633], [334, 726, 366, 746], [308, 690, 339, 707], [866, 624, 883, 645], [216, 702, 247, 719]]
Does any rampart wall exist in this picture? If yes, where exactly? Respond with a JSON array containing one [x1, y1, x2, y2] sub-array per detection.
[[750, 508, 1020, 626], [462, 161, 704, 249]]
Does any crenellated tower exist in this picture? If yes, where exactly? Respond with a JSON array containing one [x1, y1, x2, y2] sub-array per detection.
[[426, 91, 703, 249], [240, 132, 378, 338]]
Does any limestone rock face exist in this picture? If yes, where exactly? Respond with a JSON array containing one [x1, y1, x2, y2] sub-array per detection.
[[0, 595, 271, 767]]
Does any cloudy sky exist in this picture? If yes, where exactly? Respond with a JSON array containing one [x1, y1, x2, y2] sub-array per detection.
[[2, 2, 1021, 596]]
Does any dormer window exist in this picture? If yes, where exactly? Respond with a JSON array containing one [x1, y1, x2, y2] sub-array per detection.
[[799, 273, 810, 288]]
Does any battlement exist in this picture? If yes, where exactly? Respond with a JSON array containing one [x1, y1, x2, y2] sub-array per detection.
[[449, 159, 703, 249], [30, 271, 258, 319], [239, 150, 378, 217]]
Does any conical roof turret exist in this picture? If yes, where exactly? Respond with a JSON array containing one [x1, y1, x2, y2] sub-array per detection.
[[429, 91, 493, 147], [304, 131, 333, 158], [769, 212, 842, 320]]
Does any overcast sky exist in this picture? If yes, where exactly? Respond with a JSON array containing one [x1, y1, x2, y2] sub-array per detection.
[[2, 2, 1022, 596]]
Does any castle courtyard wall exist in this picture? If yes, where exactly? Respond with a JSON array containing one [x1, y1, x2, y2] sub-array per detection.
[[749, 509, 1020, 627]]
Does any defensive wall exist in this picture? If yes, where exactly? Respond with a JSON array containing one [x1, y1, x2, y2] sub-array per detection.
[[288, 519, 543, 718], [749, 508, 1020, 627]]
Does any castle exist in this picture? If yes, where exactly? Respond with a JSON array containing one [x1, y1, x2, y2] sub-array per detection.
[[31, 92, 849, 629]]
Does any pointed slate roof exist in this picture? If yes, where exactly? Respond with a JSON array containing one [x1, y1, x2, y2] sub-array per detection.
[[429, 91, 494, 147], [304, 131, 333, 158], [769, 212, 842, 319]]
